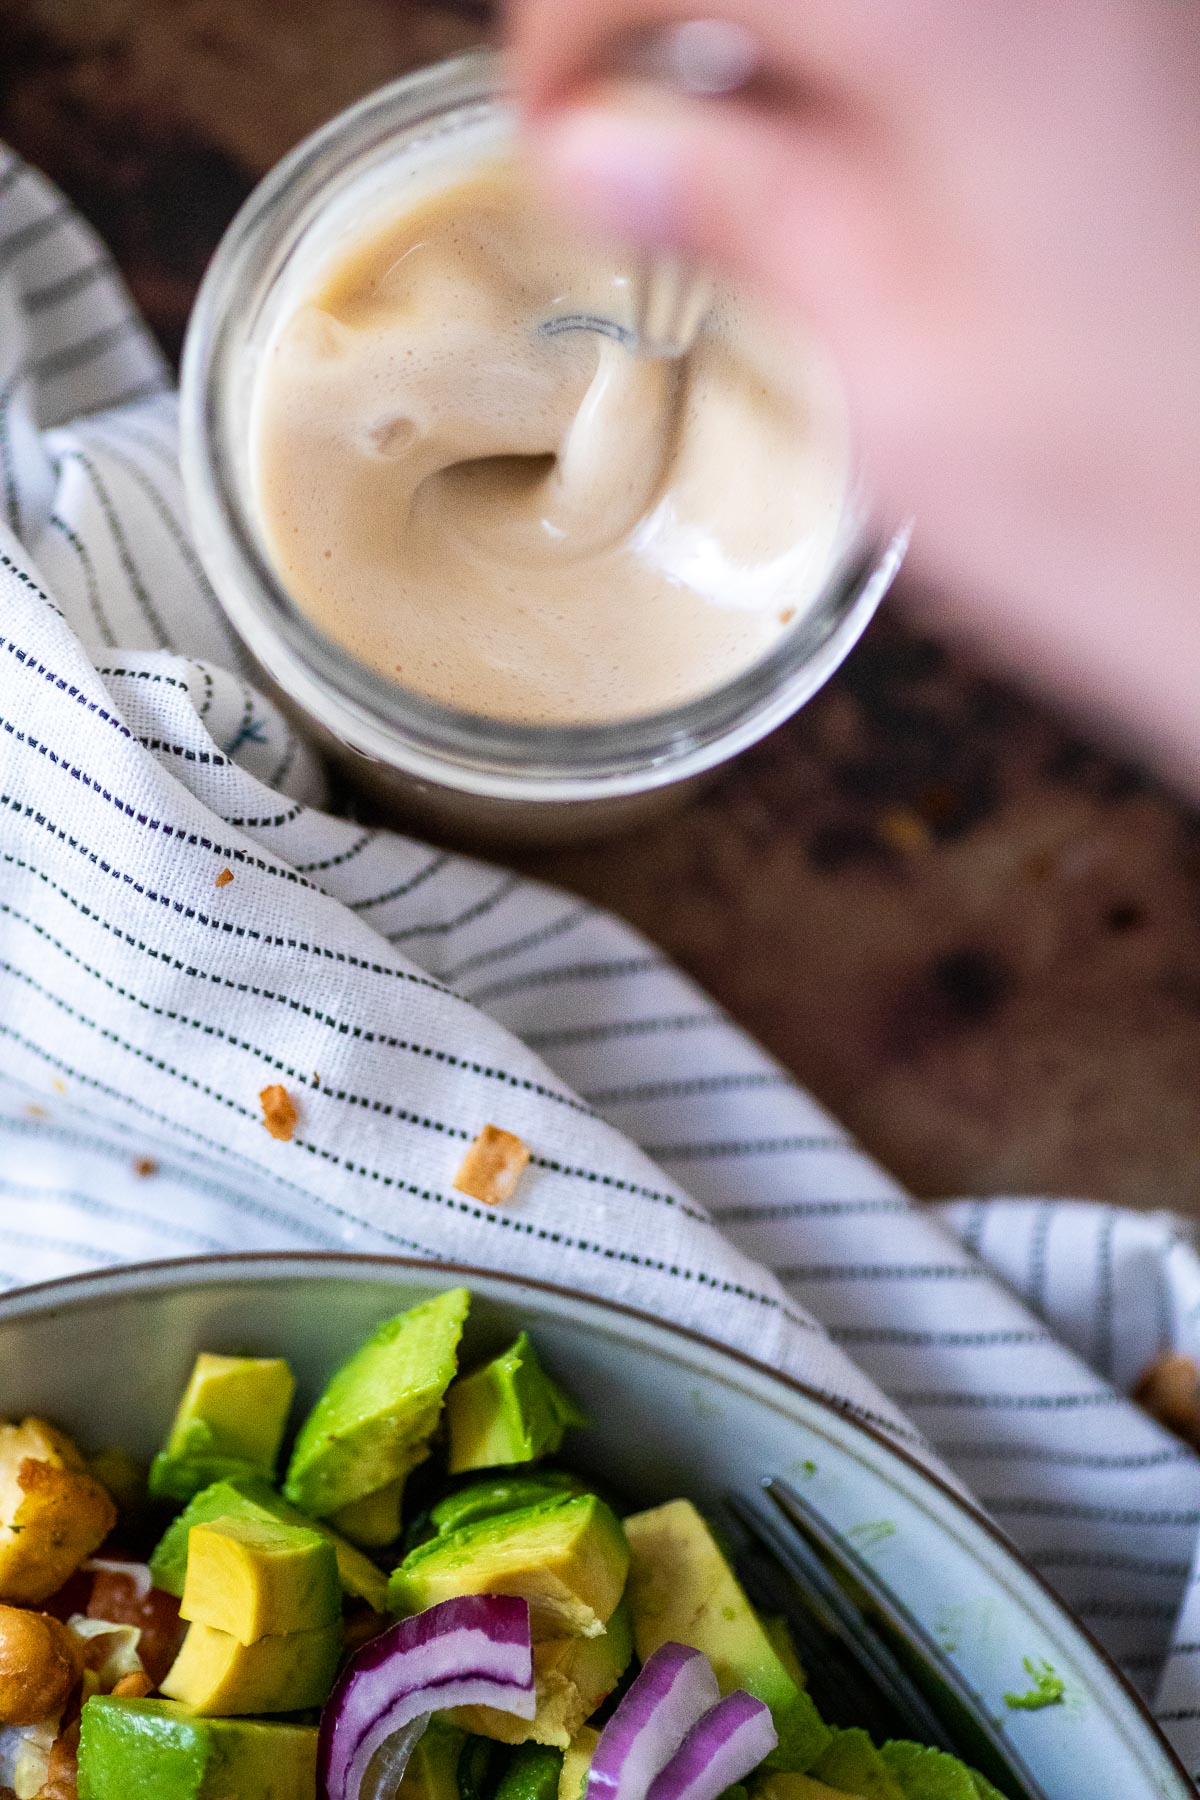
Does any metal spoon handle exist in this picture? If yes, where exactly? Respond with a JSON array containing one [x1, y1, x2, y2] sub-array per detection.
[[629, 254, 711, 359]]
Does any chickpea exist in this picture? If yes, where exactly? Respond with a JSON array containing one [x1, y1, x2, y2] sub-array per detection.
[[0, 1605, 81, 1726]]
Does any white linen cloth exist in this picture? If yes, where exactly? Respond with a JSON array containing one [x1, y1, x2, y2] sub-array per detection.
[[4, 146, 1200, 1775]]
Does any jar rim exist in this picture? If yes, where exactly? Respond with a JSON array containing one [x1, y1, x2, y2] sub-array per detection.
[[180, 48, 906, 804]]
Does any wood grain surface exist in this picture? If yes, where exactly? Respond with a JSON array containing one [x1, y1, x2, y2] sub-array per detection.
[[4, 0, 1199, 1210]]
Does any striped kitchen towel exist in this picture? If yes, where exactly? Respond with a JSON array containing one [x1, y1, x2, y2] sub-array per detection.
[[4, 145, 1200, 1769]]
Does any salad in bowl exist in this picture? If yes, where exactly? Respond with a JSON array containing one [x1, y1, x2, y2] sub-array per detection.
[[0, 1284, 1010, 1800]]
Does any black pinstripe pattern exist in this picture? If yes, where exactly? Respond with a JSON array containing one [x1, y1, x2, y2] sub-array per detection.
[[646, 1132, 852, 1160], [0, 848, 594, 1116], [584, 1069, 791, 1105], [24, 255, 113, 313], [47, 513, 117, 645], [53, 447, 174, 645], [33, 314, 142, 384], [293, 828, 375, 874], [444, 905, 589, 983], [0, 363, 28, 535], [468, 954, 665, 1005], [349, 853, 450, 910]]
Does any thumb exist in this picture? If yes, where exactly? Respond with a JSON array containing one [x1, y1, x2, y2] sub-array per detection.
[[525, 83, 866, 326]]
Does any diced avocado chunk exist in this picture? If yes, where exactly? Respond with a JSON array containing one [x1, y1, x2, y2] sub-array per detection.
[[149, 1474, 388, 1613], [624, 1500, 830, 1772], [431, 1472, 585, 1537], [151, 1478, 284, 1594], [812, 1730, 905, 1799], [761, 1686, 827, 1769], [878, 1744, 982, 1800], [390, 1493, 629, 1639], [180, 1515, 341, 1644], [150, 1355, 295, 1503], [760, 1616, 806, 1691], [160, 1618, 342, 1715], [284, 1288, 469, 1521], [453, 1599, 634, 1748], [447, 1335, 586, 1474], [398, 1718, 466, 1800], [552, 1594, 633, 1717], [558, 1727, 600, 1800], [330, 1474, 406, 1548], [78, 1695, 317, 1799], [757, 1779, 860, 1800], [495, 1743, 565, 1800]]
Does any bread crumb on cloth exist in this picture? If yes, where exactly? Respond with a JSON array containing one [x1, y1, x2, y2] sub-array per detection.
[[132, 1157, 158, 1178], [1135, 1350, 1200, 1448], [215, 867, 234, 888], [453, 1125, 531, 1206], [260, 1084, 298, 1142]]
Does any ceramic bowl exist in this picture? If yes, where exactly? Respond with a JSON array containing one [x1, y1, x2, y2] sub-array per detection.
[[0, 1252, 1188, 1798]]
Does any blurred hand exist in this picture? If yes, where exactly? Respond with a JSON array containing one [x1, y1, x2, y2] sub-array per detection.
[[509, 0, 1200, 788]]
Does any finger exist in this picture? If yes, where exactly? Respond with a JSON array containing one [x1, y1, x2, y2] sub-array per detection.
[[509, 0, 866, 117], [524, 82, 877, 331]]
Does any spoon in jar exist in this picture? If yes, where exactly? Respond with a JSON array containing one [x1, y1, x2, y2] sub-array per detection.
[[538, 18, 760, 358], [540, 253, 710, 360]]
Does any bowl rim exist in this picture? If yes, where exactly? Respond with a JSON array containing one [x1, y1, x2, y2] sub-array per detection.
[[0, 1246, 1190, 1789]]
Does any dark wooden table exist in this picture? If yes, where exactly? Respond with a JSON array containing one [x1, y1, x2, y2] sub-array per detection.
[[6, 0, 1200, 1210]]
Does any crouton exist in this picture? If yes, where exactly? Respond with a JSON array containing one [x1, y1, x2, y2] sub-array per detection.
[[453, 1125, 531, 1206], [0, 1420, 117, 1605]]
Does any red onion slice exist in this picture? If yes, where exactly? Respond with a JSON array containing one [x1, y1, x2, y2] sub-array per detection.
[[355, 1716, 430, 1800], [646, 1691, 779, 1800], [318, 1594, 535, 1800], [587, 1643, 721, 1800]]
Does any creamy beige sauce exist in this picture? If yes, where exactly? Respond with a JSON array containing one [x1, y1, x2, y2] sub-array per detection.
[[254, 160, 851, 725]]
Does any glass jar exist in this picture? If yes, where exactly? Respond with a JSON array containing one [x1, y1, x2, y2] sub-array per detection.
[[180, 49, 906, 845]]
